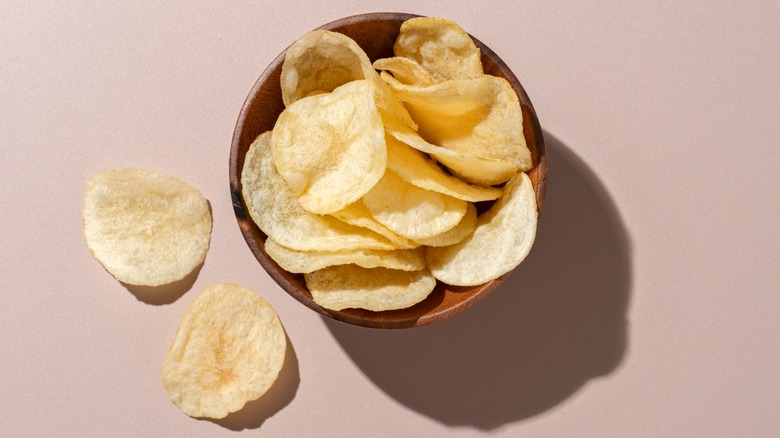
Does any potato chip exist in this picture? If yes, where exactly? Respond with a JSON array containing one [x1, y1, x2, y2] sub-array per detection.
[[82, 168, 211, 286], [382, 113, 518, 186], [330, 200, 419, 249], [241, 132, 397, 251], [280, 29, 416, 129], [304, 265, 436, 311], [265, 239, 425, 273], [386, 134, 502, 202], [272, 80, 386, 214], [363, 169, 468, 241], [414, 202, 477, 247], [162, 283, 286, 419], [383, 73, 532, 173], [393, 17, 483, 82], [373, 57, 436, 86], [426, 172, 537, 286]]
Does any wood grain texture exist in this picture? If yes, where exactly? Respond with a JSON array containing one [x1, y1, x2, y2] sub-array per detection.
[[229, 12, 547, 329]]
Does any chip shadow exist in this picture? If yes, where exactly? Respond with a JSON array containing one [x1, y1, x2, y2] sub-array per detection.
[[325, 132, 633, 429], [122, 262, 203, 305], [208, 333, 300, 430]]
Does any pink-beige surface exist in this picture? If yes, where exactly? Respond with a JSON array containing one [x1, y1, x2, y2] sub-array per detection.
[[1, 1, 778, 436]]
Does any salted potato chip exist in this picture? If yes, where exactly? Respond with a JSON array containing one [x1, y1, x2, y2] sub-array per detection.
[[242, 132, 397, 251], [383, 114, 518, 186], [383, 74, 532, 173], [363, 169, 467, 240], [82, 168, 211, 286], [394, 17, 483, 82], [265, 239, 424, 273], [426, 172, 537, 286], [414, 202, 477, 247], [304, 265, 436, 311], [162, 284, 286, 419], [386, 135, 502, 202], [280, 30, 415, 129], [373, 57, 436, 86], [330, 200, 419, 249], [272, 80, 386, 214]]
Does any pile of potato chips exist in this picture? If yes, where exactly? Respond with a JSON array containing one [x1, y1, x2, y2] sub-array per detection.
[[242, 17, 538, 312]]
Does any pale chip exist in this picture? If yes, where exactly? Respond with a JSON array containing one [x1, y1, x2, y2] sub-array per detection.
[[414, 202, 477, 247], [383, 73, 532, 173], [331, 200, 419, 249], [241, 132, 397, 251], [394, 17, 483, 82], [374, 57, 436, 86], [272, 80, 386, 214], [362, 169, 468, 241], [280, 30, 416, 129], [386, 134, 502, 202], [383, 114, 518, 186], [426, 172, 537, 286], [265, 239, 425, 273], [304, 265, 436, 311], [162, 284, 286, 419], [82, 168, 211, 286]]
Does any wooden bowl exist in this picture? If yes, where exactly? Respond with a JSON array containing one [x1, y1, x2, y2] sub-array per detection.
[[229, 12, 547, 329]]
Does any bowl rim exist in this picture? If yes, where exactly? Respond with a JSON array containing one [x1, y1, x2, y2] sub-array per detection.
[[229, 12, 547, 329]]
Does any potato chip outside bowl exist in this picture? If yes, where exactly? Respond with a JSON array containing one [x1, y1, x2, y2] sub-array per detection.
[[229, 12, 547, 329]]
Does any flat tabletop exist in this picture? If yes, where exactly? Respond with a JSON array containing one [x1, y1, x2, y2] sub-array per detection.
[[2, 2, 778, 437]]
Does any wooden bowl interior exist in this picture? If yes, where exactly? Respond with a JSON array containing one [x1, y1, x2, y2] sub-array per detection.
[[229, 12, 547, 329]]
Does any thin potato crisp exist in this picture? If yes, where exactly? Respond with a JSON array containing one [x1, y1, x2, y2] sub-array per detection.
[[83, 168, 211, 286], [305, 265, 436, 311], [162, 284, 286, 419]]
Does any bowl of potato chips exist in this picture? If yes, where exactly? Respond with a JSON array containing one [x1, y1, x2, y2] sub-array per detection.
[[230, 13, 547, 329]]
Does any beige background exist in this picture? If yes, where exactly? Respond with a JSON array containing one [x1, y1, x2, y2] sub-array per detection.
[[2, 1, 778, 436]]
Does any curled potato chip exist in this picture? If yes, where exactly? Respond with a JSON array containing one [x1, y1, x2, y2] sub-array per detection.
[[386, 134, 502, 202], [383, 114, 518, 186], [162, 283, 286, 419], [330, 200, 419, 249], [426, 172, 537, 286], [373, 57, 436, 86], [414, 202, 477, 247], [265, 239, 424, 273], [242, 132, 397, 251], [304, 265, 436, 311], [82, 168, 211, 286], [394, 17, 483, 82], [383, 74, 532, 173], [363, 169, 467, 241], [272, 80, 386, 214], [280, 30, 415, 129]]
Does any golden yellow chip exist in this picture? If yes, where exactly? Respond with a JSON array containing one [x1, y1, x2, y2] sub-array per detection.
[[280, 29, 416, 129], [373, 57, 436, 86], [362, 169, 467, 241], [82, 168, 212, 286], [304, 265, 436, 311], [393, 17, 483, 82], [265, 239, 425, 273], [414, 202, 477, 247], [386, 134, 502, 202], [426, 172, 537, 286], [382, 114, 518, 186], [241, 132, 397, 251], [272, 80, 386, 214], [330, 200, 419, 249], [383, 74, 532, 173], [162, 283, 286, 419]]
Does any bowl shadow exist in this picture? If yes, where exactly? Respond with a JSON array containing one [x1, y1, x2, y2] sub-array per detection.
[[208, 333, 300, 430], [325, 132, 632, 429]]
